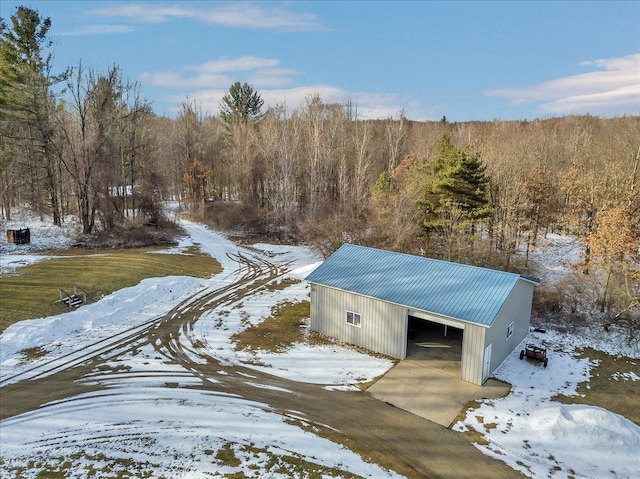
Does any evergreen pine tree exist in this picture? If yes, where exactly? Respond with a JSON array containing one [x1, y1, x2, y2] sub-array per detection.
[[219, 81, 264, 127], [419, 133, 492, 248]]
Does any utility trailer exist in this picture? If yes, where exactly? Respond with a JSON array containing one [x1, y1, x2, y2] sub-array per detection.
[[519, 343, 548, 367]]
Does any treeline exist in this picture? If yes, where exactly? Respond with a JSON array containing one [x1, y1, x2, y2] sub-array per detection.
[[1, 8, 638, 341]]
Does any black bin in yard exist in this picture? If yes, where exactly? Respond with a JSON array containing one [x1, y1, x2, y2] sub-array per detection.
[[7, 228, 30, 245]]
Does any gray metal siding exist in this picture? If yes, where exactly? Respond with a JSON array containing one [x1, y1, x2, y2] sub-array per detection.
[[310, 283, 407, 359], [484, 279, 535, 374], [461, 324, 485, 384], [310, 275, 536, 387]]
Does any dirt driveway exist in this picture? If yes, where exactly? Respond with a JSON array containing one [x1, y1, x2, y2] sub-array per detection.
[[0, 252, 523, 479]]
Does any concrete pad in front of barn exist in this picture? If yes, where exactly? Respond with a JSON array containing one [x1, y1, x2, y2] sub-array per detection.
[[367, 359, 510, 427]]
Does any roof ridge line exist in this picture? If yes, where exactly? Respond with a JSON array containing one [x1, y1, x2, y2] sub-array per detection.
[[341, 243, 522, 278]]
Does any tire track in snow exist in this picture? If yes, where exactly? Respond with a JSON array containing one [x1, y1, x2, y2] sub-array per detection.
[[0, 250, 286, 418], [1, 239, 523, 479], [0, 252, 277, 388]]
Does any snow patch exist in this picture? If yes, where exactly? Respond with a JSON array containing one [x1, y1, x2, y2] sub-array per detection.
[[2, 211, 638, 479], [453, 330, 640, 479]]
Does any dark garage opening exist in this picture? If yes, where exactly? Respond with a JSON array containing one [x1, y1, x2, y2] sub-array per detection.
[[407, 316, 463, 363]]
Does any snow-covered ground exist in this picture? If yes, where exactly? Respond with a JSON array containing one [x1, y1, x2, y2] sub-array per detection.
[[1, 210, 79, 251], [453, 329, 640, 479], [0, 210, 80, 273], [0, 217, 399, 478], [526, 232, 584, 284], [1, 214, 639, 478], [452, 232, 640, 479]]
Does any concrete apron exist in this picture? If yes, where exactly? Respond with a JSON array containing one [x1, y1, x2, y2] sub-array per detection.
[[366, 358, 510, 428]]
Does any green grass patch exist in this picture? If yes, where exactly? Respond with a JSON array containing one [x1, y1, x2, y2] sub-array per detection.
[[233, 301, 319, 353], [0, 245, 221, 333], [551, 348, 640, 425]]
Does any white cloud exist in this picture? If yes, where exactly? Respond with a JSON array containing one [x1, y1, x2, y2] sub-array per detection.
[[260, 86, 349, 111], [199, 3, 323, 31], [140, 71, 231, 89], [542, 84, 639, 115], [160, 84, 421, 121], [161, 86, 345, 116], [186, 57, 280, 74], [89, 2, 324, 31], [248, 68, 301, 88], [140, 57, 298, 90], [89, 4, 196, 23], [60, 24, 136, 36], [142, 57, 426, 120], [348, 92, 418, 120], [486, 53, 640, 116]]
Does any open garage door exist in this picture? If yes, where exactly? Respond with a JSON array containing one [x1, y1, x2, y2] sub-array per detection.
[[406, 314, 463, 364]]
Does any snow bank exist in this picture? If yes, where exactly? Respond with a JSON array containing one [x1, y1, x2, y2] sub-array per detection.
[[249, 343, 394, 389], [3, 211, 638, 479], [0, 276, 205, 374], [0, 215, 403, 478], [454, 330, 640, 479]]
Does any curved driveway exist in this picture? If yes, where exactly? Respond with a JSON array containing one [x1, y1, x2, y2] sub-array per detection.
[[0, 244, 522, 479]]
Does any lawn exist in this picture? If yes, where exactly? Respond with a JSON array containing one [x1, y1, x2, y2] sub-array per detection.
[[552, 348, 640, 426], [0, 245, 221, 333], [232, 300, 315, 353]]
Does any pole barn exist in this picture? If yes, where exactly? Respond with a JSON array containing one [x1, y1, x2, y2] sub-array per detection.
[[305, 244, 539, 385]]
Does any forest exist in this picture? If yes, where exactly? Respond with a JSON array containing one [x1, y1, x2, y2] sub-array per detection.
[[1, 7, 639, 344]]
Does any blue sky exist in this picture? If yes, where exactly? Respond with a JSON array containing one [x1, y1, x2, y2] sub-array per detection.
[[2, 1, 639, 121]]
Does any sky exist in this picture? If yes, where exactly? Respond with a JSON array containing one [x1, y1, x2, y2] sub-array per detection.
[[1, 0, 639, 121]]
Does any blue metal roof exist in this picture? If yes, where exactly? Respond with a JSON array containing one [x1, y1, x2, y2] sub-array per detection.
[[305, 244, 534, 327]]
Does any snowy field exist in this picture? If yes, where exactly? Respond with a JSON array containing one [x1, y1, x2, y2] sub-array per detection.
[[454, 233, 640, 479], [453, 329, 640, 479], [0, 217, 400, 478], [1, 214, 639, 478]]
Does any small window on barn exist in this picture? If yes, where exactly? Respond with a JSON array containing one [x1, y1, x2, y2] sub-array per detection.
[[346, 310, 362, 327], [506, 321, 514, 340]]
